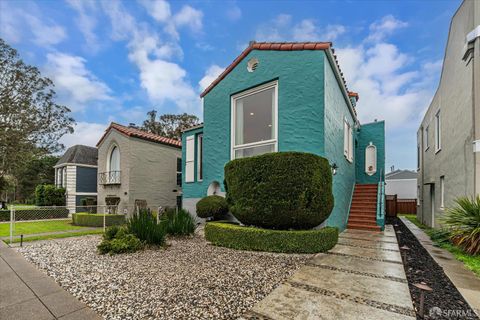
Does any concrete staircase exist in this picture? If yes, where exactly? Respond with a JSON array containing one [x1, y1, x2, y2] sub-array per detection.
[[347, 184, 381, 231]]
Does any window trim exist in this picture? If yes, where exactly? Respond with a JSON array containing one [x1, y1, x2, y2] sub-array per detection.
[[344, 117, 353, 163], [106, 144, 120, 172], [185, 136, 195, 183], [230, 80, 278, 160], [435, 110, 441, 153], [440, 175, 445, 209], [197, 133, 203, 181], [424, 125, 430, 151]]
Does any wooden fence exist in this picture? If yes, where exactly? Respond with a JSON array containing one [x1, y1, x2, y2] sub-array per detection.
[[386, 195, 417, 217]]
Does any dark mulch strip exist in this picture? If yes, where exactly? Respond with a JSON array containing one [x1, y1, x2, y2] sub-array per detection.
[[390, 217, 478, 320]]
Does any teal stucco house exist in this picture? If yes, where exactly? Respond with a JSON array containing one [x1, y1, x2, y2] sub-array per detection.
[[182, 41, 386, 231]]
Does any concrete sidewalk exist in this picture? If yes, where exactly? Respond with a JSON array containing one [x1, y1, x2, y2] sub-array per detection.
[[0, 241, 101, 320], [401, 217, 480, 316], [243, 226, 415, 320]]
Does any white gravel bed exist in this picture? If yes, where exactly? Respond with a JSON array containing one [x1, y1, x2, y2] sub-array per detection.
[[16, 234, 309, 319]]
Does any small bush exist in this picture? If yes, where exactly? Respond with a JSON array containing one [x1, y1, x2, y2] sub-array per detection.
[[224, 152, 334, 230], [127, 209, 167, 245], [443, 196, 480, 255], [428, 228, 451, 246], [98, 227, 144, 255], [205, 222, 338, 253], [72, 213, 125, 227], [104, 225, 121, 240], [196, 195, 229, 219], [162, 208, 196, 236]]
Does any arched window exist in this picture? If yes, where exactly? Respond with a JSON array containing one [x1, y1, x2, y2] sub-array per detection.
[[109, 146, 120, 172], [365, 142, 377, 176]]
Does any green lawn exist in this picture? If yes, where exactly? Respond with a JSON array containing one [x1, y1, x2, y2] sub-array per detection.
[[399, 214, 480, 277], [0, 219, 90, 237], [10, 229, 104, 243]]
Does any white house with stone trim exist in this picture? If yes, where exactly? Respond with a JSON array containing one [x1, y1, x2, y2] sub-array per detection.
[[54, 145, 98, 213]]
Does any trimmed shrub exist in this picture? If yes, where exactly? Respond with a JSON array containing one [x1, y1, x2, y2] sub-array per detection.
[[162, 208, 196, 236], [0, 208, 69, 222], [72, 213, 125, 227], [97, 227, 144, 255], [196, 195, 229, 219], [205, 222, 338, 253], [127, 209, 167, 245], [224, 152, 334, 230]]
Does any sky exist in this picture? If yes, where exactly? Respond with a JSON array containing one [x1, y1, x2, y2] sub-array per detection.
[[0, 0, 462, 170]]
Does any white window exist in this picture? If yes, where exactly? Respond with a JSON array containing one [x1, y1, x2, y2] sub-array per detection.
[[440, 176, 445, 209], [185, 136, 195, 182], [344, 118, 353, 162], [232, 81, 277, 159], [109, 146, 120, 172], [62, 167, 67, 188], [197, 134, 203, 181], [435, 110, 441, 152], [365, 143, 377, 175], [424, 125, 429, 151]]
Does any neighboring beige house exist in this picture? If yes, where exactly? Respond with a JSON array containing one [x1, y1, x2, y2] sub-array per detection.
[[417, 0, 480, 227], [96, 123, 182, 213]]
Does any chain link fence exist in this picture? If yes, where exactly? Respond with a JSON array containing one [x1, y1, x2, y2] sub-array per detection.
[[2, 204, 171, 245]]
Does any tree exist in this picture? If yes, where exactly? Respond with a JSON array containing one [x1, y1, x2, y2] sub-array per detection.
[[15, 155, 59, 203], [0, 39, 75, 181], [141, 111, 199, 140]]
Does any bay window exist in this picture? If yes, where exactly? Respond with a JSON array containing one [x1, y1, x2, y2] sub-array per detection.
[[232, 81, 277, 159]]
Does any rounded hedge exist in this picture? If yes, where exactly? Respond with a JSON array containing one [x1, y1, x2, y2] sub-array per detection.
[[205, 222, 338, 253], [196, 195, 229, 219], [224, 152, 334, 230]]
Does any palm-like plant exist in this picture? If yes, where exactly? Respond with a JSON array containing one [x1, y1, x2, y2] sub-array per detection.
[[443, 196, 480, 255]]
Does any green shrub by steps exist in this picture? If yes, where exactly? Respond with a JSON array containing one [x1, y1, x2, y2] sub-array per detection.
[[127, 209, 167, 245], [196, 195, 229, 219], [72, 213, 125, 227], [205, 222, 338, 253], [224, 152, 334, 230], [97, 226, 144, 255], [162, 208, 196, 236], [0, 208, 69, 222]]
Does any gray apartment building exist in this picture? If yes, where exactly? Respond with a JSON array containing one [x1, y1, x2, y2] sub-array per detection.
[[417, 0, 480, 227], [96, 123, 182, 213]]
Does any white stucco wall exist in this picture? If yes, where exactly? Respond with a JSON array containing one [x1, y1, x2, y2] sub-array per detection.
[[386, 179, 417, 199]]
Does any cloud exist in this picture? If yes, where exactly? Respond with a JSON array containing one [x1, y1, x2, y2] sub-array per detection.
[[45, 53, 112, 111], [367, 15, 408, 42], [199, 65, 224, 92], [256, 15, 345, 42], [226, 5, 242, 21], [140, 0, 171, 22], [60, 122, 107, 148], [0, 2, 66, 47], [66, 0, 99, 52], [165, 5, 204, 39], [102, 1, 200, 114]]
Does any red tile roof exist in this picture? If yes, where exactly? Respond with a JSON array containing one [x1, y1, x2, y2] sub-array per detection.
[[348, 91, 359, 101], [200, 41, 355, 98], [96, 123, 181, 148]]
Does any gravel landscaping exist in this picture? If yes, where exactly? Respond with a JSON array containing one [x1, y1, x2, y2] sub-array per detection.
[[391, 217, 479, 320], [16, 234, 309, 320]]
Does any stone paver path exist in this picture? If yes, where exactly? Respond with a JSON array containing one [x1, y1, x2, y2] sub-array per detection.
[[243, 225, 415, 320], [0, 240, 101, 320]]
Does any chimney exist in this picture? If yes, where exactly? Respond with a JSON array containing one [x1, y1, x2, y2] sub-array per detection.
[[348, 91, 359, 108], [391, 165, 395, 172]]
